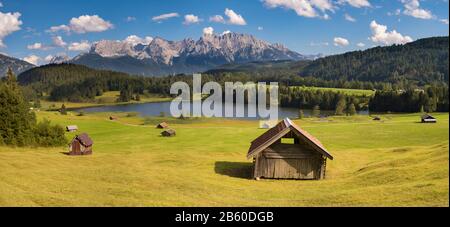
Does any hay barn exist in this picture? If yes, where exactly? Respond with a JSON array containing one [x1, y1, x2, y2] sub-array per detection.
[[421, 114, 437, 123], [157, 122, 169, 129], [66, 125, 78, 132], [109, 116, 118, 120], [69, 133, 93, 156], [161, 129, 176, 137], [247, 118, 333, 180]]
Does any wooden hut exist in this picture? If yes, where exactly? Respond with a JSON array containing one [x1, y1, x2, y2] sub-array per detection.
[[109, 116, 118, 120], [156, 122, 169, 129], [247, 118, 333, 180], [421, 114, 437, 123], [68, 133, 93, 156], [66, 125, 78, 132], [161, 129, 176, 137], [373, 116, 381, 121]]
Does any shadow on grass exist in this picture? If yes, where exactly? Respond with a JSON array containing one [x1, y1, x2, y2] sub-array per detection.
[[214, 161, 253, 179]]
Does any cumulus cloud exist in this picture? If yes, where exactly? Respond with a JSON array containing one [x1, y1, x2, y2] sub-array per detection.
[[48, 15, 113, 34], [344, 13, 356, 22], [333, 37, 349, 46], [338, 0, 371, 8], [0, 11, 22, 48], [183, 14, 201, 25], [440, 19, 449, 25], [224, 8, 247, 25], [369, 20, 413, 45], [209, 15, 225, 23], [356, 42, 366, 47], [203, 27, 214, 36], [152, 13, 179, 22], [263, 0, 334, 18], [124, 35, 153, 46], [68, 40, 91, 52], [401, 0, 433, 20], [125, 16, 136, 22], [44, 55, 54, 62], [27, 42, 51, 50], [52, 36, 67, 47], [23, 54, 40, 65]]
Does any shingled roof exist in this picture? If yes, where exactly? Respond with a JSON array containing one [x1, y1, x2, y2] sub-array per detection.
[[75, 133, 93, 147], [247, 118, 333, 160]]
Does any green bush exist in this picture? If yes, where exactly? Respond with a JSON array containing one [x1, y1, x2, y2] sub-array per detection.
[[33, 119, 67, 147]]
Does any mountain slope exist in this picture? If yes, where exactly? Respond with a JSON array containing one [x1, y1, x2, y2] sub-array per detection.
[[0, 53, 35, 76], [70, 32, 306, 76]]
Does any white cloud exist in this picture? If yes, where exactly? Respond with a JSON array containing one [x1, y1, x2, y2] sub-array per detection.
[[23, 55, 40, 65], [440, 19, 449, 25], [310, 41, 329, 46], [401, 0, 433, 20], [357, 42, 366, 47], [338, 0, 371, 8], [203, 27, 214, 36], [124, 35, 153, 46], [209, 15, 225, 23], [68, 40, 91, 52], [263, 0, 334, 18], [52, 36, 67, 47], [125, 16, 136, 22], [369, 20, 413, 45], [152, 13, 179, 22], [258, 26, 264, 31], [183, 14, 201, 25], [224, 8, 247, 25], [334, 37, 349, 46], [0, 11, 22, 48], [221, 30, 231, 36], [344, 13, 356, 22], [48, 15, 113, 34], [27, 42, 51, 50]]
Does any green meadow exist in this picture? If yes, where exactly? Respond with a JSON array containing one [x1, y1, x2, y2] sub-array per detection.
[[0, 111, 448, 207], [291, 86, 375, 97]]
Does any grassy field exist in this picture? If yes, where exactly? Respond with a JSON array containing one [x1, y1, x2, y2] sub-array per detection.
[[0, 111, 448, 206], [291, 86, 375, 97]]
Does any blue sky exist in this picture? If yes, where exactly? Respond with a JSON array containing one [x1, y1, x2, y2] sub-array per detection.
[[0, 0, 448, 65]]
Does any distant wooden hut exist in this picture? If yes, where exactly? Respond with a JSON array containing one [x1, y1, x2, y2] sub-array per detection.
[[66, 125, 78, 132], [247, 118, 333, 180], [156, 122, 169, 129], [69, 133, 93, 156], [373, 116, 381, 121], [421, 114, 437, 123], [109, 116, 118, 120], [161, 129, 176, 137]]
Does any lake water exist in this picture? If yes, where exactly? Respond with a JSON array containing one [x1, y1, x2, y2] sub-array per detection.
[[78, 101, 369, 120]]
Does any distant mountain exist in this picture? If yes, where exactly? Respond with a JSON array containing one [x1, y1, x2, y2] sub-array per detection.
[[0, 53, 35, 76], [47, 54, 70, 64], [70, 32, 308, 76]]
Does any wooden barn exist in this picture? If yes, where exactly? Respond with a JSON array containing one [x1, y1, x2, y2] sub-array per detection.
[[247, 118, 333, 180], [68, 133, 93, 156], [109, 116, 118, 120], [66, 125, 78, 132], [421, 114, 437, 123], [161, 129, 176, 137], [373, 116, 381, 121], [156, 122, 169, 129]]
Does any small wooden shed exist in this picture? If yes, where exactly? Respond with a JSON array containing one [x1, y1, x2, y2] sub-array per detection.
[[247, 118, 333, 180], [421, 114, 437, 123], [66, 125, 78, 132], [69, 133, 93, 156], [373, 116, 381, 121], [161, 129, 176, 137], [156, 122, 169, 129], [109, 116, 118, 120]]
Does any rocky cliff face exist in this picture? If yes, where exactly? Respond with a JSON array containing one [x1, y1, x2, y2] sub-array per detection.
[[0, 53, 35, 76], [71, 32, 306, 76]]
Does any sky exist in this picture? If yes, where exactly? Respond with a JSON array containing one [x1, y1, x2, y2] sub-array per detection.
[[0, 0, 448, 65]]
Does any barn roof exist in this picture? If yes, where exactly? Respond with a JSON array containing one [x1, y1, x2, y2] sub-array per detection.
[[75, 133, 93, 147], [247, 118, 333, 160], [421, 114, 436, 120], [66, 125, 78, 130]]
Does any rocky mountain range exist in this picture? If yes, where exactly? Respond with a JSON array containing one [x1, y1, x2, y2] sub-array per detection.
[[70, 32, 308, 76], [0, 53, 35, 76]]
